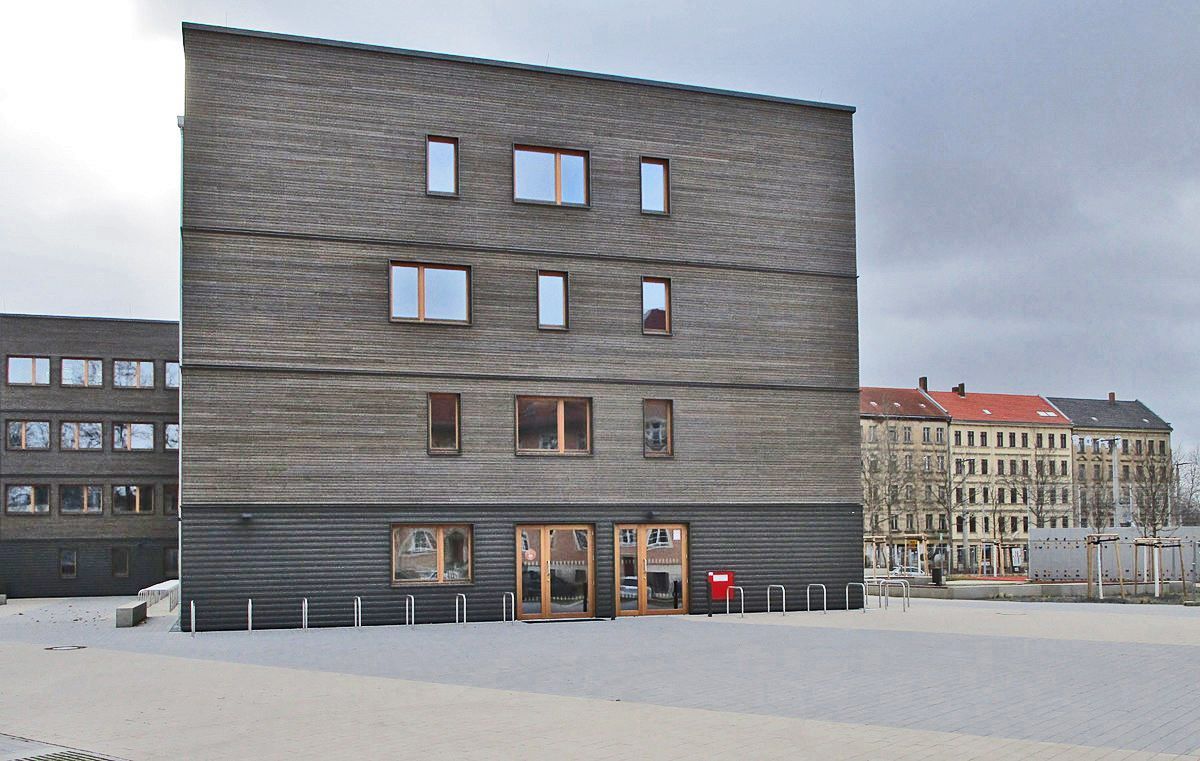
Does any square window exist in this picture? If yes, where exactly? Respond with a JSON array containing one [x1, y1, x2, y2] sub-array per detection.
[[164, 484, 179, 515], [62, 358, 104, 387], [59, 549, 78, 579], [515, 396, 592, 455], [165, 362, 181, 389], [165, 423, 180, 450], [641, 277, 671, 334], [392, 525, 472, 583], [426, 135, 459, 195], [643, 399, 673, 457], [640, 157, 669, 214], [113, 484, 154, 514], [60, 485, 103, 514], [6, 420, 50, 450], [7, 356, 50, 385], [513, 145, 589, 206], [427, 393, 461, 454], [113, 422, 155, 451], [61, 421, 103, 450], [165, 547, 179, 579], [390, 262, 470, 323], [111, 547, 130, 578], [6, 484, 50, 514], [114, 360, 154, 389], [537, 271, 569, 330]]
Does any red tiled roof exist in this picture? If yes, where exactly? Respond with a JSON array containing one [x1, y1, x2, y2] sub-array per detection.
[[860, 387, 949, 420], [926, 391, 1070, 425]]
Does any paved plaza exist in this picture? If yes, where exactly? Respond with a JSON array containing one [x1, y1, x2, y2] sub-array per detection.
[[1, 596, 1199, 760]]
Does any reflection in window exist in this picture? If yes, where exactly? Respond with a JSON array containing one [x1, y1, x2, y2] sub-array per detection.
[[61, 422, 103, 451], [426, 136, 458, 195], [60, 549, 78, 579], [537, 271, 568, 329], [165, 362, 181, 389], [513, 146, 589, 205], [113, 484, 154, 514], [165, 423, 180, 450], [6, 484, 50, 514], [164, 484, 178, 514], [642, 277, 671, 334], [390, 262, 470, 323], [392, 525, 472, 583], [62, 358, 103, 387], [60, 485, 103, 514], [113, 422, 154, 451], [7, 421, 50, 450], [643, 399, 673, 457], [7, 356, 50, 385], [640, 157, 669, 213], [427, 393, 460, 453], [647, 527, 672, 548], [114, 360, 154, 388], [516, 396, 591, 455]]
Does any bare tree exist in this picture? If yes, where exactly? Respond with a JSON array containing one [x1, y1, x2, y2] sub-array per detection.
[[1173, 446, 1200, 526], [860, 416, 916, 571], [1002, 444, 1070, 530]]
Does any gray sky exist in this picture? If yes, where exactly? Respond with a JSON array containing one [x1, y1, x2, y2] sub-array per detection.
[[1, 1, 1196, 446]]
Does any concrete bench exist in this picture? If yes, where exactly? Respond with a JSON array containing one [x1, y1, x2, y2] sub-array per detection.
[[116, 600, 147, 628]]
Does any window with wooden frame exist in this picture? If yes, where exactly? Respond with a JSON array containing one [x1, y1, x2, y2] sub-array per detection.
[[165, 361, 181, 389], [427, 393, 461, 454], [6, 484, 50, 514], [6, 420, 50, 450], [61, 358, 103, 387], [111, 547, 130, 578], [61, 421, 103, 451], [391, 524, 472, 584], [537, 271, 569, 330], [113, 422, 155, 451], [640, 157, 670, 214], [641, 277, 671, 334], [59, 549, 78, 579], [389, 262, 471, 324], [513, 145, 589, 206], [112, 484, 154, 514], [515, 396, 591, 455], [60, 485, 103, 515], [7, 356, 49, 385], [113, 359, 154, 389], [643, 399, 673, 457], [426, 135, 459, 196]]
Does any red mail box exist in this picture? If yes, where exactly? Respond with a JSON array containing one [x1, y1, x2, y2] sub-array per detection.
[[707, 570, 735, 602]]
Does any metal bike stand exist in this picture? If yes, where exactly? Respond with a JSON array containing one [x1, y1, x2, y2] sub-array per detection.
[[353, 596, 363, 627], [455, 593, 468, 625], [845, 582, 867, 613], [806, 583, 827, 613], [501, 591, 516, 623], [767, 584, 787, 615], [247, 598, 253, 632], [403, 595, 415, 627], [301, 598, 308, 630], [725, 586, 745, 618]]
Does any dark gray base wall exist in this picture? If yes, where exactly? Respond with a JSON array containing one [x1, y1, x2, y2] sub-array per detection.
[[0, 539, 176, 599], [181, 503, 863, 631]]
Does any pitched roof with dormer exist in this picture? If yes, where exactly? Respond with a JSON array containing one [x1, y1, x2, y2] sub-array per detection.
[[925, 390, 1070, 426], [860, 387, 950, 420], [1046, 397, 1172, 432]]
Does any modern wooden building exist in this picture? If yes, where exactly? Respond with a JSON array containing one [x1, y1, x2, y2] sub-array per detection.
[[179, 24, 860, 629], [0, 314, 179, 597]]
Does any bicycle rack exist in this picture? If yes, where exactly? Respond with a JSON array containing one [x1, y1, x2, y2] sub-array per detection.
[[403, 595, 415, 627], [766, 584, 787, 615], [806, 583, 827, 614], [455, 593, 468, 625], [301, 598, 308, 630], [190, 601, 196, 637], [501, 592, 516, 624], [353, 596, 363, 627], [878, 580, 909, 611], [247, 598, 254, 632], [725, 586, 745, 618], [845, 582, 867, 613]]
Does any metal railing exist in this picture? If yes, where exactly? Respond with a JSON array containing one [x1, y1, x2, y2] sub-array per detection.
[[845, 582, 867, 613], [767, 584, 787, 615], [501, 592, 516, 623], [455, 593, 468, 625], [403, 594, 415, 627], [301, 598, 308, 630], [247, 598, 254, 632], [806, 583, 827, 614], [353, 596, 363, 627], [725, 586, 745, 618]]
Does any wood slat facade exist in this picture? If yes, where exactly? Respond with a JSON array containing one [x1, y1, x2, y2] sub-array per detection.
[[180, 24, 861, 629]]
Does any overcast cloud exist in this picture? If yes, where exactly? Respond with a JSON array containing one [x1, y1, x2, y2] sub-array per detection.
[[1, 1, 1196, 446]]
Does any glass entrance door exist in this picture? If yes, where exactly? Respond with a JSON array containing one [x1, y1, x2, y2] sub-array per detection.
[[515, 524, 594, 619], [614, 524, 688, 616]]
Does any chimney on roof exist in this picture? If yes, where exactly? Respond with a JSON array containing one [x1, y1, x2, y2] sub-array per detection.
[[954, 382, 966, 397], [918, 376, 928, 392], [1108, 391, 1116, 404]]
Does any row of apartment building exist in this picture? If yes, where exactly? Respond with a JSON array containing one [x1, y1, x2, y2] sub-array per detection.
[[861, 379, 1173, 575]]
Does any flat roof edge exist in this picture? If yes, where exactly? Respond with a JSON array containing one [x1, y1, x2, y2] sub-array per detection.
[[181, 22, 856, 114], [1, 312, 178, 326]]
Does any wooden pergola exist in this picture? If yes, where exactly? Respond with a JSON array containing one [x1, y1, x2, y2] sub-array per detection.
[[1085, 533, 1124, 600], [1132, 537, 1188, 598]]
